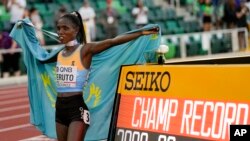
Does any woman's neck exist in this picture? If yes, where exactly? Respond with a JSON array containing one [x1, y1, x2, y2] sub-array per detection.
[[64, 40, 80, 54], [63, 44, 79, 57], [65, 39, 79, 47]]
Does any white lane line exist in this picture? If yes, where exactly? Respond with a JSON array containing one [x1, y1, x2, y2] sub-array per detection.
[[0, 76, 27, 87], [0, 80, 27, 88], [19, 135, 56, 141], [0, 124, 32, 133], [0, 98, 28, 106], [0, 105, 29, 113], [0, 93, 27, 100], [0, 113, 30, 121]]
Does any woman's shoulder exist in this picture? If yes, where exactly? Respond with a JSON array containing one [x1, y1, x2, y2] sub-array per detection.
[[81, 42, 94, 52], [82, 42, 94, 47]]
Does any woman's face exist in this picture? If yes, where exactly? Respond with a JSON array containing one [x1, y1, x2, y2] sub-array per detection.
[[56, 18, 78, 44]]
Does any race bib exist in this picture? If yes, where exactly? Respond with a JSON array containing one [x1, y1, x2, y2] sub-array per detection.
[[79, 107, 90, 124], [56, 65, 77, 87]]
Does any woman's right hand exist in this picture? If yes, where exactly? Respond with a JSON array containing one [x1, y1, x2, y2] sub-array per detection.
[[142, 27, 159, 35]]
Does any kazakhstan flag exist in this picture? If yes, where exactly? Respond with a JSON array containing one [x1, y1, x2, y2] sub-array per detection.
[[10, 19, 161, 140]]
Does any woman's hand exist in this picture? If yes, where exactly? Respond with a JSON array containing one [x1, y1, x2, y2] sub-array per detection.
[[142, 27, 159, 35]]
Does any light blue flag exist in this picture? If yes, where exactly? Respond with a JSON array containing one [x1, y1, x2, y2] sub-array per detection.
[[10, 19, 161, 140]]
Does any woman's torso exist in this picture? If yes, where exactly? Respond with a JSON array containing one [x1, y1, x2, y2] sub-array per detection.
[[56, 45, 90, 97]]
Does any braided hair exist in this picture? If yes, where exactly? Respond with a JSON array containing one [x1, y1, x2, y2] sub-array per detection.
[[60, 11, 86, 44]]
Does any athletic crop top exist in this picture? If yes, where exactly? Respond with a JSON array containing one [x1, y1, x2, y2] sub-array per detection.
[[56, 45, 89, 93]]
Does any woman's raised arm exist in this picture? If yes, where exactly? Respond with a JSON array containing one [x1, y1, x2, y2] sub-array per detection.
[[88, 27, 159, 55]]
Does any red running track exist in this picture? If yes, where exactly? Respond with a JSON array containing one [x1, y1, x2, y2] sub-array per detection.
[[0, 84, 55, 141]]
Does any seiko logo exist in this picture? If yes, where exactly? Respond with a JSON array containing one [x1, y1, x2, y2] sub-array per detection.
[[124, 71, 171, 92]]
